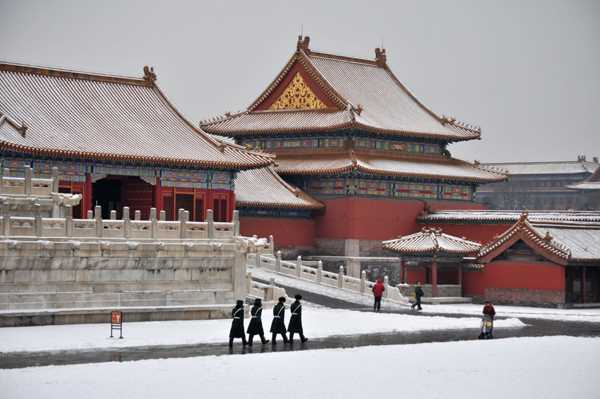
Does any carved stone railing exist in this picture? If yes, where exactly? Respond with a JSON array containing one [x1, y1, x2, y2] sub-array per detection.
[[0, 165, 58, 196], [247, 251, 410, 306], [0, 204, 239, 241], [246, 272, 289, 308]]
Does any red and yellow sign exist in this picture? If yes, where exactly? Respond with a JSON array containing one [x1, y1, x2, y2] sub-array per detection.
[[111, 312, 122, 324]]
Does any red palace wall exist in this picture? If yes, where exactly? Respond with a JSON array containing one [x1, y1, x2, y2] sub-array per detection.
[[239, 217, 316, 247], [315, 197, 485, 240], [406, 269, 460, 285], [463, 261, 565, 304]]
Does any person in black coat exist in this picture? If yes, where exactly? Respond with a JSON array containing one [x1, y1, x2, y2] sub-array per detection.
[[229, 300, 247, 347], [288, 294, 308, 343], [411, 281, 424, 311], [247, 298, 269, 346], [270, 296, 289, 344]]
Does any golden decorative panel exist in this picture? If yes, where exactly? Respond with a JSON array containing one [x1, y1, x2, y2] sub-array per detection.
[[268, 72, 327, 110]]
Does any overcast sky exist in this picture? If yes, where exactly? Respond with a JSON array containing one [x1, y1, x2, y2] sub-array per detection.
[[1, 0, 599, 163]]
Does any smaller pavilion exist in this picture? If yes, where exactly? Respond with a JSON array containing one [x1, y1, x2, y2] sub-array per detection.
[[382, 228, 481, 297]]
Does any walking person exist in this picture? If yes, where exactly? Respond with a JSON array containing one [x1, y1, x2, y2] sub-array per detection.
[[480, 300, 496, 339], [270, 296, 289, 345], [229, 300, 247, 347], [288, 294, 308, 343], [247, 298, 269, 346], [372, 278, 385, 311], [411, 281, 424, 311]]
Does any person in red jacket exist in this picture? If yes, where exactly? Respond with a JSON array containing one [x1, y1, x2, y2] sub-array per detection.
[[372, 279, 385, 311], [483, 300, 496, 320]]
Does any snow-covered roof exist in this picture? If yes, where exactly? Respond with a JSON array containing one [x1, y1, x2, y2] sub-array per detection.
[[477, 213, 600, 263], [275, 151, 506, 183], [234, 166, 323, 210], [566, 165, 600, 191], [418, 210, 600, 225], [482, 161, 599, 176], [382, 227, 481, 255], [202, 37, 481, 142], [0, 61, 274, 169]]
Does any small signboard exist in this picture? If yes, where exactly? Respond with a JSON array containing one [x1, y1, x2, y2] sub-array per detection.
[[110, 311, 123, 339]]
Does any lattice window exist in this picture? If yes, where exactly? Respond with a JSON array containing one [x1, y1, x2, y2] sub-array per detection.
[[175, 194, 194, 220], [163, 196, 173, 221], [195, 197, 204, 222]]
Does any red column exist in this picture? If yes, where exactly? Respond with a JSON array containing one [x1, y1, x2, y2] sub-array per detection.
[[399, 259, 405, 284], [85, 173, 92, 216], [582, 266, 586, 304], [432, 259, 438, 297], [458, 260, 463, 292], [153, 181, 163, 213]]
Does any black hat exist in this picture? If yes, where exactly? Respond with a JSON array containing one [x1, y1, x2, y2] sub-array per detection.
[[236, 300, 244, 307], [278, 296, 286, 303], [254, 298, 262, 306], [295, 294, 302, 300]]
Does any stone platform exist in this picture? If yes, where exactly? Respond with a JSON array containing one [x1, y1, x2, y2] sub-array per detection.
[[0, 305, 232, 327]]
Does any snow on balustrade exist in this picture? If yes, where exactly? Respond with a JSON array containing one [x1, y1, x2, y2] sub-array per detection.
[[300, 265, 318, 282], [0, 212, 236, 241], [247, 252, 410, 306], [246, 272, 290, 308]]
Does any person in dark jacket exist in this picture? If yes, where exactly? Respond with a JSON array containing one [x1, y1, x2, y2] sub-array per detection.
[[247, 298, 269, 346], [270, 296, 289, 345], [372, 279, 385, 311], [411, 281, 424, 311], [483, 300, 496, 320], [288, 294, 308, 343], [229, 300, 247, 347]]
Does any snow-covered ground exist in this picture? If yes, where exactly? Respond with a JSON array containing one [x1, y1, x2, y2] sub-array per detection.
[[2, 336, 599, 399], [2, 266, 599, 398], [0, 306, 525, 353]]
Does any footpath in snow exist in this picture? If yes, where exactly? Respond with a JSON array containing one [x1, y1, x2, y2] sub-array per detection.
[[251, 265, 600, 322], [0, 305, 525, 353]]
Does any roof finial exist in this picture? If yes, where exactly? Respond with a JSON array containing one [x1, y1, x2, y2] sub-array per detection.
[[297, 35, 310, 53], [375, 48, 386, 67], [17, 121, 28, 137], [143, 66, 156, 86]]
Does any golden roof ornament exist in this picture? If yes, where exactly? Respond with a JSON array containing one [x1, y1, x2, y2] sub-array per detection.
[[143, 66, 157, 86]]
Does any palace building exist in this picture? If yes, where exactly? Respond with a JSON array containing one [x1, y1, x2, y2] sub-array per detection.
[[201, 36, 507, 260], [417, 210, 600, 305], [477, 156, 600, 211], [0, 62, 274, 221]]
